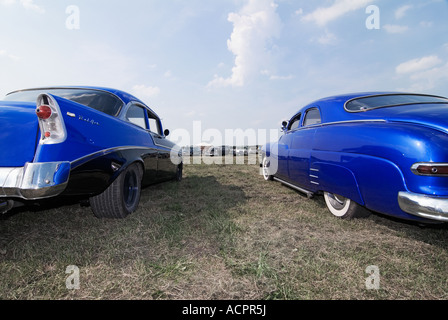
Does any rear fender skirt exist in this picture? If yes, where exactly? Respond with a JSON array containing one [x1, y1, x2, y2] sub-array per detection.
[[312, 151, 410, 218], [310, 162, 364, 206]]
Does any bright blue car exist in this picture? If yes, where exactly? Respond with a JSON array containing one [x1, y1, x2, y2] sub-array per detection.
[[0, 87, 182, 218], [261, 92, 448, 224]]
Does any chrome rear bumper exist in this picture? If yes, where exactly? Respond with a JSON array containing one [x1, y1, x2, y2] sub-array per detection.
[[0, 162, 70, 200], [398, 191, 448, 222]]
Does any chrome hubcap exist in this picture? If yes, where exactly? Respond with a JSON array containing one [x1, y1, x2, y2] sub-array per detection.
[[327, 193, 347, 210]]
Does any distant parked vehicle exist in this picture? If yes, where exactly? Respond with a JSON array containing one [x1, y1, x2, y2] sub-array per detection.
[[248, 146, 259, 154], [233, 147, 247, 156], [262, 92, 448, 224], [182, 146, 201, 156], [204, 147, 217, 157], [215, 146, 231, 156]]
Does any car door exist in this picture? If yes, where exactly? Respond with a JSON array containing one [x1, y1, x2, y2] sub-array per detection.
[[273, 113, 301, 179], [146, 110, 177, 180], [125, 104, 159, 183], [287, 107, 321, 189]]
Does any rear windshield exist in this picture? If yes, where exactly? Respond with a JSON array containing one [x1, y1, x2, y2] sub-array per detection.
[[345, 94, 448, 112], [4, 88, 124, 117]]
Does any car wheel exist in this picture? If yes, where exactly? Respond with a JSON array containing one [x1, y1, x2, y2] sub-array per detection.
[[90, 163, 143, 219], [262, 156, 274, 181], [323, 192, 370, 219]]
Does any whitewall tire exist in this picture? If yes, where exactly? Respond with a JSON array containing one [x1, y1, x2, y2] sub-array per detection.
[[324, 192, 370, 219]]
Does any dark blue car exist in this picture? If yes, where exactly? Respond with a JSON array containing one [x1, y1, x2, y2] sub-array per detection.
[[261, 92, 448, 224], [0, 87, 182, 218]]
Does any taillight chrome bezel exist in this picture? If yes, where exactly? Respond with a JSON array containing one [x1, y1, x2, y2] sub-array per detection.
[[36, 94, 67, 145], [411, 163, 448, 176]]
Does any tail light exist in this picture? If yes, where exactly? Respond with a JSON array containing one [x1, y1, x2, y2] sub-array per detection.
[[36, 94, 67, 144], [411, 163, 448, 176], [36, 105, 52, 120]]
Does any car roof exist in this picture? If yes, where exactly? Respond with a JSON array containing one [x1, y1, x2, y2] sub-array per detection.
[[296, 91, 448, 123], [294, 92, 405, 123], [310, 92, 398, 105], [7, 86, 145, 106]]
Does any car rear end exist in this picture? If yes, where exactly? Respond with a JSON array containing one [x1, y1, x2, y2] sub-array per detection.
[[0, 96, 71, 213], [345, 94, 448, 222]]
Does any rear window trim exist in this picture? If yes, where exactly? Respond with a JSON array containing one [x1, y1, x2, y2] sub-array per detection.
[[344, 93, 448, 113], [5, 87, 125, 117]]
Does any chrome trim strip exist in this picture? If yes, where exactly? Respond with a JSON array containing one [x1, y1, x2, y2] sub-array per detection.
[[398, 191, 448, 222], [320, 119, 387, 127], [286, 119, 387, 132], [7, 87, 126, 107], [344, 93, 448, 113], [70, 146, 161, 169], [273, 177, 314, 199]]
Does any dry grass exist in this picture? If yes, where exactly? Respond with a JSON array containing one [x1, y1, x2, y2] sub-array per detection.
[[1, 157, 448, 300]]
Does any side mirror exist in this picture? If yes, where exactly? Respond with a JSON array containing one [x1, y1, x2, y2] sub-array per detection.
[[281, 121, 288, 131], [164, 129, 170, 137]]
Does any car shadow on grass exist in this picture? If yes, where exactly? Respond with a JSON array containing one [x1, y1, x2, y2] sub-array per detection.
[[0, 174, 250, 299], [0, 174, 248, 260]]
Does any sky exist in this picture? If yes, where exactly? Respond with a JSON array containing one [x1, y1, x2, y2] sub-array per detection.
[[1, 0, 448, 146]]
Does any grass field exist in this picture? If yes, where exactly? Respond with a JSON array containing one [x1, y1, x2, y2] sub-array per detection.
[[1, 157, 448, 300]]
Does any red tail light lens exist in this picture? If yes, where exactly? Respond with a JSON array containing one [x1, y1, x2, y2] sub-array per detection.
[[412, 163, 448, 176], [36, 105, 52, 120]]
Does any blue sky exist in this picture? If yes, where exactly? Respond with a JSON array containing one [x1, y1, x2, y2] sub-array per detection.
[[1, 0, 447, 146]]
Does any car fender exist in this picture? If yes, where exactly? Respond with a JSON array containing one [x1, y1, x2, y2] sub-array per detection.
[[311, 151, 408, 217], [310, 161, 364, 206], [64, 147, 152, 197]]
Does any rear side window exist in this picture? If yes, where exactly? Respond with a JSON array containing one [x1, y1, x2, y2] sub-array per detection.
[[147, 112, 162, 135], [303, 108, 321, 127], [126, 105, 148, 130]]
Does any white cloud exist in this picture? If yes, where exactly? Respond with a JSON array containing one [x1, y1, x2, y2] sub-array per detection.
[[132, 84, 161, 99], [294, 9, 303, 16], [395, 5, 413, 19], [0, 0, 44, 13], [317, 30, 337, 45], [383, 24, 409, 34], [269, 74, 294, 80], [419, 21, 433, 28], [401, 62, 448, 92], [207, 0, 282, 88], [0, 49, 20, 61], [0, 0, 15, 6], [396, 55, 442, 74], [396, 55, 447, 92], [302, 0, 374, 27], [20, 0, 44, 13]]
